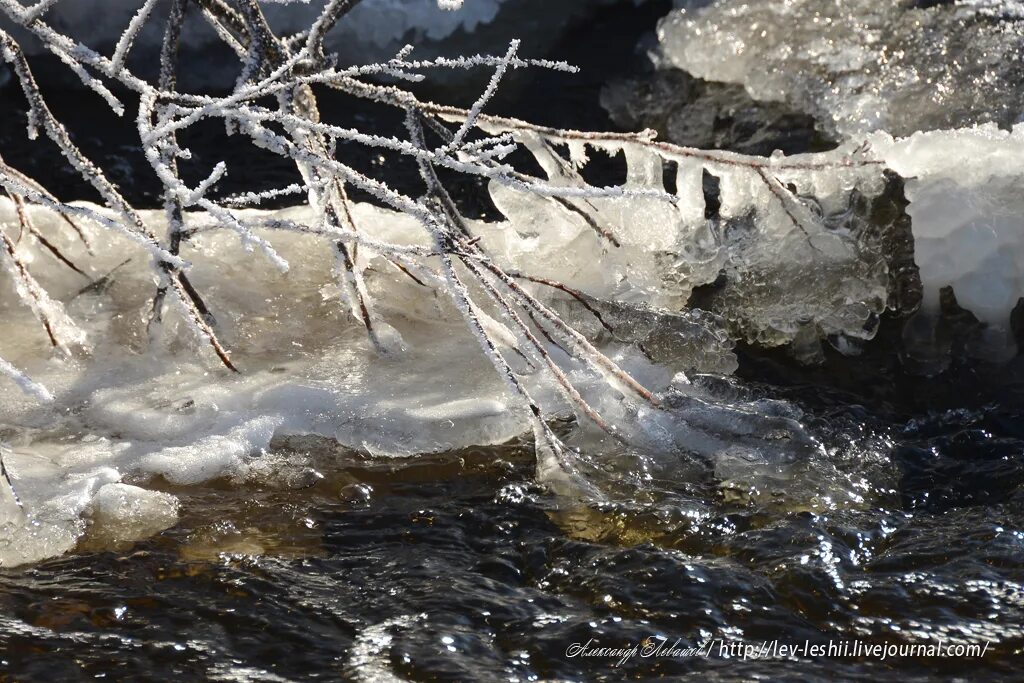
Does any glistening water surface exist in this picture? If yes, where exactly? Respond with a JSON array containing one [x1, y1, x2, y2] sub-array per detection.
[[2, 352, 1022, 681]]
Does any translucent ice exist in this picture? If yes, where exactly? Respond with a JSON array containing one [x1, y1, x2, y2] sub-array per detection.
[[479, 124, 893, 350], [869, 124, 1024, 362], [659, 0, 1024, 138], [652, 0, 1024, 361], [0, 195, 729, 565]]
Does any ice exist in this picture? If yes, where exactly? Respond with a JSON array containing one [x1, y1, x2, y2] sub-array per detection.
[[0, 117, 933, 564], [486, 129, 893, 350], [4, 118, 1015, 566], [14, 16, 1024, 561], [658, 0, 1024, 139], [0, 193, 731, 565], [868, 124, 1024, 364], [650, 0, 1024, 363], [0, 440, 122, 567], [85, 483, 179, 548], [1, 154, 895, 564]]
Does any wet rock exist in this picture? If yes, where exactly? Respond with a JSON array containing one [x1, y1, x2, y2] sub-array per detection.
[[602, 69, 826, 155]]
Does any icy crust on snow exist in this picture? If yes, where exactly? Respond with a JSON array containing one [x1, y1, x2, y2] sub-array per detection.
[[658, 0, 1024, 138]]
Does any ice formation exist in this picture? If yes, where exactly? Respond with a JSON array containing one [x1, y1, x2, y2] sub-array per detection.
[[2, 0, 1021, 569], [0, 138, 937, 566], [473, 123, 892, 352], [658, 0, 1024, 139], [869, 124, 1024, 363], [653, 0, 1024, 361], [0, 125, 888, 565]]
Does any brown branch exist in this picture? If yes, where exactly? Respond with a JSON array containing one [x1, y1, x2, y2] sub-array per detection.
[[168, 272, 238, 372], [142, 0, 236, 373], [510, 273, 615, 335], [0, 225, 59, 348], [548, 195, 620, 248], [755, 167, 821, 247]]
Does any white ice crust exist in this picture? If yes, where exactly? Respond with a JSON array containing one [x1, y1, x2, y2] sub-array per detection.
[[870, 125, 1024, 358], [7, 116, 1022, 565]]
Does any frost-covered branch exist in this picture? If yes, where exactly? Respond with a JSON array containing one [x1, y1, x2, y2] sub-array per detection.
[[0, 0, 889, 492]]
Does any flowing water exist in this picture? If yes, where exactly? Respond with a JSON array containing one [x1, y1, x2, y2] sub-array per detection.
[[2, 1, 1024, 680], [3, 357, 1022, 680]]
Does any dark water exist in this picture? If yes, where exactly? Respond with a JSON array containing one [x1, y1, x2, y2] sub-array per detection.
[[3, 1, 1024, 681], [2, 376, 1023, 681]]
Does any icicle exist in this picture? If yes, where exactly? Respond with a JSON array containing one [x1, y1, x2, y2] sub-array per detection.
[[532, 423, 604, 500], [519, 132, 568, 183], [623, 143, 663, 189], [566, 139, 589, 170], [674, 157, 706, 225], [716, 165, 763, 220]]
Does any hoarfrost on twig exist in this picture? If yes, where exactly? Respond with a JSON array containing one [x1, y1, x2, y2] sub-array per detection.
[[0, 0, 886, 492]]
